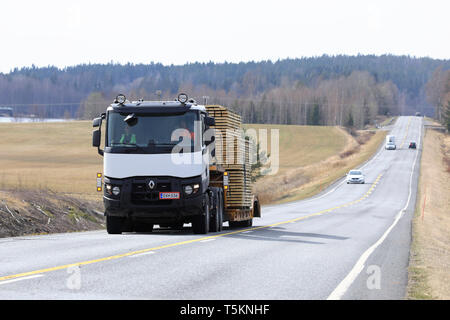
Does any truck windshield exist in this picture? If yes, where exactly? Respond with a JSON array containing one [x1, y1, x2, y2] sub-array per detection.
[[106, 111, 200, 153]]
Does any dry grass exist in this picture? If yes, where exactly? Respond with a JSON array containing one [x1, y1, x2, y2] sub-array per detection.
[[247, 123, 386, 204], [407, 129, 450, 300], [243, 124, 349, 175], [0, 189, 104, 238]]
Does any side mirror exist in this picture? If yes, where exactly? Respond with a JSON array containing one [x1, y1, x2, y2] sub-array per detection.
[[124, 113, 138, 126], [92, 115, 104, 156], [93, 129, 101, 147], [93, 117, 102, 128], [92, 129, 104, 156], [205, 135, 215, 147], [205, 116, 215, 127]]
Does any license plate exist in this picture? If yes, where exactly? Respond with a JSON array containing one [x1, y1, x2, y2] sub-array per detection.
[[159, 192, 180, 200]]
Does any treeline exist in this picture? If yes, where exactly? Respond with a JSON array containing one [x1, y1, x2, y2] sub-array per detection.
[[176, 71, 400, 128], [1, 55, 449, 125], [426, 67, 450, 131]]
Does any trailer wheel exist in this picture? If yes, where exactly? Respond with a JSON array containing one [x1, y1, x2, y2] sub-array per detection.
[[229, 219, 252, 228], [106, 215, 124, 234], [192, 195, 210, 234]]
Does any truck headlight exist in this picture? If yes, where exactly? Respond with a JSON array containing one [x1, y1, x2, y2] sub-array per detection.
[[105, 184, 112, 195], [193, 184, 200, 194], [112, 186, 120, 196], [184, 185, 193, 195]]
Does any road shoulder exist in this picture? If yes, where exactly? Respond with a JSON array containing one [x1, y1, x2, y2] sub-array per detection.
[[407, 129, 450, 299]]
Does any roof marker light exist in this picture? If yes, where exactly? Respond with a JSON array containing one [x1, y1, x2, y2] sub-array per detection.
[[115, 94, 126, 105], [178, 93, 188, 104]]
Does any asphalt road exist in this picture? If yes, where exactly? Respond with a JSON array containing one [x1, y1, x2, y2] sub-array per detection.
[[0, 116, 423, 300]]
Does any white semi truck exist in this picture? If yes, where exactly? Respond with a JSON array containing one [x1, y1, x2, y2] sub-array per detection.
[[385, 135, 396, 150], [92, 94, 260, 234]]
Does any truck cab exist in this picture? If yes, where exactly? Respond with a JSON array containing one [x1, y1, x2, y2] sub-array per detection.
[[92, 94, 219, 234]]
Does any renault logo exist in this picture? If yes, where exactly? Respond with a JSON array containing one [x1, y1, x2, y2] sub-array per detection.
[[148, 180, 156, 189]]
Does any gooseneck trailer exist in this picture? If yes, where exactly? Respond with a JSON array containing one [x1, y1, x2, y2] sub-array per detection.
[[92, 94, 260, 234]]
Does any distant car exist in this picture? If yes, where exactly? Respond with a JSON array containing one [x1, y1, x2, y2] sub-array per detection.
[[409, 142, 417, 149], [385, 142, 396, 150], [346, 170, 365, 184]]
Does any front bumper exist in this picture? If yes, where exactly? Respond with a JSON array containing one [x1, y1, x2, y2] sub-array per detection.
[[103, 175, 204, 222], [347, 179, 365, 184]]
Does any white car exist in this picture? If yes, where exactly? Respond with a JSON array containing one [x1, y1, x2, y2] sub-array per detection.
[[346, 170, 365, 184]]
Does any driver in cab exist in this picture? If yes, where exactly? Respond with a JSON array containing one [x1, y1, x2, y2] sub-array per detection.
[[119, 125, 137, 144]]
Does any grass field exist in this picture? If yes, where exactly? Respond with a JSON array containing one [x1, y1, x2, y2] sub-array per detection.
[[0, 121, 384, 204], [0, 121, 102, 196]]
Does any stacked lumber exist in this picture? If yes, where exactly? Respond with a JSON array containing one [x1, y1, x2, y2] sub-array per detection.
[[206, 105, 253, 208]]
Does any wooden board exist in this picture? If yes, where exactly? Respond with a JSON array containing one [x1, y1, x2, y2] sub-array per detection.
[[206, 105, 254, 208]]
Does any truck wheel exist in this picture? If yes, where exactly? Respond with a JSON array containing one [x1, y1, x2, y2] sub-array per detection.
[[218, 192, 224, 232], [122, 218, 133, 232], [228, 221, 240, 228], [106, 216, 124, 234], [209, 190, 221, 232], [192, 196, 210, 234]]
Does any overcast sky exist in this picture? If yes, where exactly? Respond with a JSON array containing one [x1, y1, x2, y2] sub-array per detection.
[[0, 0, 448, 73]]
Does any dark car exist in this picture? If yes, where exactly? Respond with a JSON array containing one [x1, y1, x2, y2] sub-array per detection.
[[409, 142, 417, 149]]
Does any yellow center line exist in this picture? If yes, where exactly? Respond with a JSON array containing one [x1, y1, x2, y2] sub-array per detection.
[[0, 173, 384, 283]]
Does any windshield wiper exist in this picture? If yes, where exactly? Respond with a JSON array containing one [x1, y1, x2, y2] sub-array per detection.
[[153, 142, 179, 146], [113, 143, 147, 153]]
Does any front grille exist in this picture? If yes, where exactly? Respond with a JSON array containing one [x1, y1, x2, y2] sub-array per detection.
[[131, 178, 173, 205]]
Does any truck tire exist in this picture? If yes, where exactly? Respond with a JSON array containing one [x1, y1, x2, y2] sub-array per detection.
[[122, 218, 134, 232], [106, 216, 124, 234], [209, 189, 222, 232], [228, 221, 240, 228], [192, 195, 210, 234], [218, 191, 224, 232]]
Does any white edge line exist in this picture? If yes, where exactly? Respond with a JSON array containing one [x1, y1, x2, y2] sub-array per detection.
[[327, 117, 422, 300], [0, 274, 44, 285]]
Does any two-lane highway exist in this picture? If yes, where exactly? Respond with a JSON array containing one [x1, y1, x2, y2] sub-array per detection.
[[0, 116, 422, 299]]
